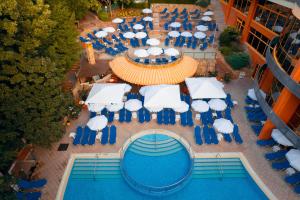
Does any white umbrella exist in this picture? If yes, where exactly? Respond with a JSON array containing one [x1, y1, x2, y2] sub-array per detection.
[[95, 31, 108, 38], [213, 118, 234, 134], [87, 115, 108, 131], [125, 99, 142, 112], [124, 32, 135, 39], [133, 24, 144, 30], [142, 8, 152, 14], [147, 107, 163, 112], [103, 27, 115, 33], [181, 31, 192, 37], [170, 22, 181, 28], [203, 11, 214, 16], [112, 18, 123, 24], [196, 25, 208, 32], [134, 49, 149, 58], [124, 84, 132, 93], [191, 100, 209, 113], [164, 48, 179, 56], [88, 104, 105, 112], [143, 16, 153, 22], [194, 32, 206, 39], [173, 101, 189, 113], [201, 16, 212, 21], [271, 129, 293, 147], [135, 32, 147, 39], [247, 88, 266, 101], [106, 103, 124, 112], [168, 31, 180, 38], [147, 47, 163, 56], [286, 149, 300, 171], [146, 38, 160, 46], [208, 99, 227, 111]]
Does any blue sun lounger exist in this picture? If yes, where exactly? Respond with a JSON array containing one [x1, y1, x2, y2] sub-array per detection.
[[207, 110, 214, 124], [119, 108, 125, 123], [145, 109, 151, 122], [225, 94, 234, 108], [232, 124, 243, 144], [256, 139, 276, 147], [101, 127, 109, 145], [18, 179, 47, 190], [108, 112, 114, 123], [203, 125, 211, 144], [187, 110, 194, 126], [88, 131, 96, 145], [170, 110, 176, 125], [180, 112, 187, 126], [209, 128, 219, 144], [194, 126, 203, 145], [109, 125, 116, 144], [251, 124, 263, 135], [138, 109, 145, 123], [216, 111, 223, 119], [125, 110, 132, 123], [272, 160, 290, 170], [294, 185, 300, 194], [73, 126, 83, 145], [81, 127, 90, 145], [157, 111, 163, 125], [163, 109, 169, 125], [223, 134, 232, 143], [265, 150, 288, 161], [285, 172, 300, 184], [17, 192, 42, 200]]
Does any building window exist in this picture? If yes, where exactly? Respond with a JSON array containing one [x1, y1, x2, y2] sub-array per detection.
[[253, 3, 289, 34], [265, 77, 284, 107], [247, 28, 272, 56], [236, 18, 245, 34], [233, 0, 251, 13]]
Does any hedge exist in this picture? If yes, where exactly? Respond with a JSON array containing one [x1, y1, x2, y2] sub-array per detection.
[[225, 52, 250, 70]]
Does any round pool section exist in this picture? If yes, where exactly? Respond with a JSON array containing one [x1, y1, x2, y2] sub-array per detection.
[[121, 134, 193, 196]]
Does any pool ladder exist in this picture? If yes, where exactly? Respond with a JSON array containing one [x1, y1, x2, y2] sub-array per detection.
[[216, 153, 223, 179]]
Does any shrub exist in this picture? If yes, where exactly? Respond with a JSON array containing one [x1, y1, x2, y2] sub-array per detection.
[[219, 26, 240, 46], [225, 52, 250, 70], [196, 0, 211, 8], [223, 73, 232, 83], [98, 10, 109, 21], [219, 46, 233, 56], [130, 3, 148, 9], [208, 71, 218, 77]]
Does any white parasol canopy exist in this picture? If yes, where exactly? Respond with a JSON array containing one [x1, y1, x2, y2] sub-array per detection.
[[170, 22, 181, 28], [173, 101, 189, 113], [147, 47, 163, 56], [194, 32, 206, 39], [134, 49, 149, 58], [125, 99, 142, 112], [146, 38, 160, 46], [181, 31, 192, 37], [213, 118, 234, 134], [88, 104, 105, 112], [271, 129, 293, 146], [133, 24, 144, 30], [135, 32, 147, 39], [191, 100, 209, 113], [112, 18, 123, 24], [164, 48, 179, 56], [168, 31, 180, 38], [286, 149, 300, 171], [203, 11, 214, 16], [106, 103, 124, 112], [196, 25, 208, 32], [143, 16, 153, 21], [248, 88, 266, 101], [124, 32, 135, 39], [95, 31, 108, 38], [87, 115, 108, 131], [147, 107, 164, 112], [201, 16, 212, 21], [142, 8, 152, 14], [103, 27, 115, 33], [208, 99, 227, 111]]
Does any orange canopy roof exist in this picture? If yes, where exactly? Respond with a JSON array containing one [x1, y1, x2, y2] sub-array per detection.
[[109, 56, 198, 85]]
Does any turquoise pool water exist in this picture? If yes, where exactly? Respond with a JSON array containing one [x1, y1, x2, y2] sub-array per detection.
[[63, 134, 268, 200]]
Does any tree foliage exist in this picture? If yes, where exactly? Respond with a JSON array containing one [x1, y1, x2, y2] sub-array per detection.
[[219, 26, 240, 46]]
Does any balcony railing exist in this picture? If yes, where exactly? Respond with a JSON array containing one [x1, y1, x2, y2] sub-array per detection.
[[253, 74, 300, 149], [266, 38, 300, 99]]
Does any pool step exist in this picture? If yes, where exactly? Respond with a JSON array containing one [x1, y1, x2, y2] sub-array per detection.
[[129, 146, 183, 156]]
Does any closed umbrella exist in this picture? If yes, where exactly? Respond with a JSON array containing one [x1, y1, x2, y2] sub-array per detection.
[[103, 27, 115, 33], [106, 103, 124, 112], [124, 32, 135, 39], [170, 22, 181, 28], [191, 100, 209, 113], [196, 25, 208, 31], [146, 38, 160, 46], [181, 31, 192, 37], [201, 16, 212, 21], [286, 149, 300, 171], [112, 18, 123, 24], [213, 118, 234, 134], [203, 11, 214, 16], [168, 31, 180, 38], [147, 47, 163, 56], [125, 99, 142, 112], [95, 31, 108, 38], [134, 49, 149, 58], [164, 48, 179, 56], [194, 32, 206, 39], [143, 16, 153, 22], [87, 115, 108, 131], [173, 101, 189, 113], [271, 129, 293, 146], [142, 8, 152, 14], [135, 32, 147, 39], [133, 24, 144, 30], [208, 99, 227, 111]]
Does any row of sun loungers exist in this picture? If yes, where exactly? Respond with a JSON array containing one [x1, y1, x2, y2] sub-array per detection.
[[17, 179, 47, 200], [157, 109, 176, 125], [73, 127, 97, 145], [138, 108, 151, 123], [101, 125, 116, 145]]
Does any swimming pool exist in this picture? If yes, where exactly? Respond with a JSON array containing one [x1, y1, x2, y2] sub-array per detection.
[[62, 133, 270, 200]]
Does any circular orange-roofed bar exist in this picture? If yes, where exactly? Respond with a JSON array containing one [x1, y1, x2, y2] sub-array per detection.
[[109, 53, 198, 85]]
